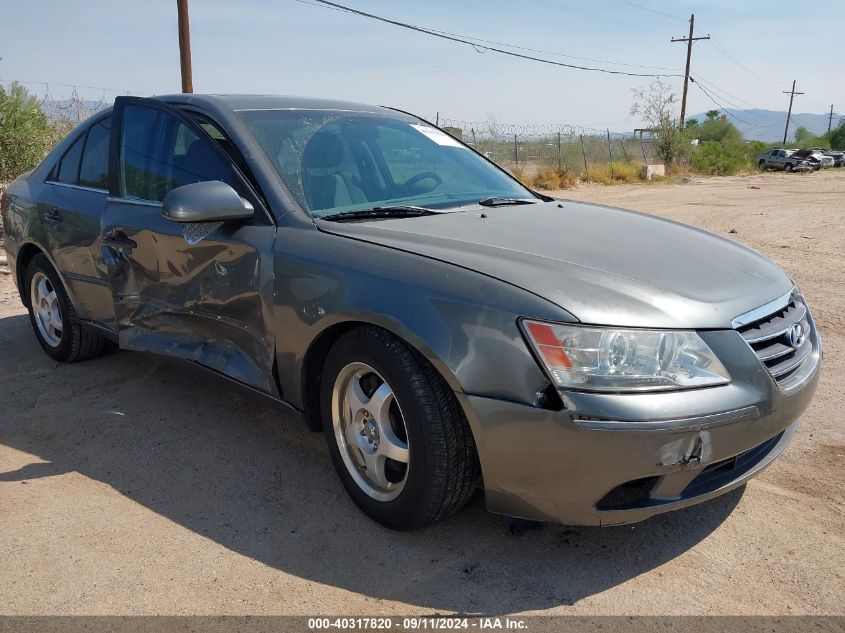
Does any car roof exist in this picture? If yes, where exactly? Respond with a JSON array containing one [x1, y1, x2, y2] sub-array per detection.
[[153, 93, 399, 115]]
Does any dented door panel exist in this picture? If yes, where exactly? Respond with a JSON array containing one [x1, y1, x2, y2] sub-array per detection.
[[100, 197, 277, 394]]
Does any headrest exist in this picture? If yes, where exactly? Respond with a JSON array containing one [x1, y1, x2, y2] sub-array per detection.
[[302, 132, 345, 170]]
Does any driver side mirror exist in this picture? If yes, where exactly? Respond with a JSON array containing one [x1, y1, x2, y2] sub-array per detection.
[[162, 181, 254, 223]]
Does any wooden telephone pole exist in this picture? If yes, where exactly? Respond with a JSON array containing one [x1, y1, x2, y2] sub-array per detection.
[[177, 0, 193, 93], [782, 80, 804, 145], [671, 14, 709, 129], [828, 105, 835, 134]]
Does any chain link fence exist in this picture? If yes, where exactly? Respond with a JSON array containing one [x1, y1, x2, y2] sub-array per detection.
[[437, 117, 657, 180]]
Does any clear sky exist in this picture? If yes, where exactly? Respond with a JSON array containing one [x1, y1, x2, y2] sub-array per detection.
[[3, 0, 843, 131]]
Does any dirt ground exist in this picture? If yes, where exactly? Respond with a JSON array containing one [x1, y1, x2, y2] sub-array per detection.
[[0, 170, 842, 616]]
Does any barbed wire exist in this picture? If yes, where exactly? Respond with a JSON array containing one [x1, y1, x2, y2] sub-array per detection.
[[1, 79, 118, 126], [435, 116, 634, 140]]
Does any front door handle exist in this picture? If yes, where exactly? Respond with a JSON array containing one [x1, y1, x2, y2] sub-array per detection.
[[43, 207, 62, 223], [104, 230, 137, 250]]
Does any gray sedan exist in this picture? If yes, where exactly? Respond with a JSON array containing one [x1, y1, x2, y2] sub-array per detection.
[[1, 95, 820, 529]]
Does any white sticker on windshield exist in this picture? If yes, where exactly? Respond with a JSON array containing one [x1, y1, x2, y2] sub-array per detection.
[[410, 124, 465, 148]]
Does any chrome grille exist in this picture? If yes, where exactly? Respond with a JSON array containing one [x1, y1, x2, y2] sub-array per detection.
[[735, 293, 815, 386]]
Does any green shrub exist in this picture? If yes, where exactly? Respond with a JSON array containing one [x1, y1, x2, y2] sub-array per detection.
[[830, 123, 845, 150], [691, 140, 754, 176], [794, 126, 830, 149], [0, 82, 66, 183], [608, 161, 643, 183]]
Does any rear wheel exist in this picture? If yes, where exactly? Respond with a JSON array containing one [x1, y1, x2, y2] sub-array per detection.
[[24, 254, 110, 362], [784, 163, 793, 173], [320, 326, 479, 530], [758, 160, 766, 170]]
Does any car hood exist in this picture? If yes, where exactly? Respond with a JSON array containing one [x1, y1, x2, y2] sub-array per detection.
[[315, 200, 793, 328]]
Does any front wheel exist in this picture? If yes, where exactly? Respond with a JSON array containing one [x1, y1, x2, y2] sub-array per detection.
[[784, 163, 793, 173], [320, 326, 479, 530], [758, 160, 767, 170], [24, 254, 110, 362]]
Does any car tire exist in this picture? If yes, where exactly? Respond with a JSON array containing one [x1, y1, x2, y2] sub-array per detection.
[[784, 163, 793, 173], [320, 326, 479, 530], [758, 160, 766, 170], [24, 254, 110, 363]]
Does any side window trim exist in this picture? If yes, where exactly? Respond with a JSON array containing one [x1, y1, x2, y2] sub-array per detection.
[[45, 181, 110, 194]]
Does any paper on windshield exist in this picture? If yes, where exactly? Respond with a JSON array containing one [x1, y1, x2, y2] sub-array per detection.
[[409, 124, 465, 148]]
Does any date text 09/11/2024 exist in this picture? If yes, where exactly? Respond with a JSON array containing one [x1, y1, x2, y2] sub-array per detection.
[[307, 617, 528, 630]]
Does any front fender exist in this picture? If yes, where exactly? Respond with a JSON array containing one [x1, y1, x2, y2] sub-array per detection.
[[272, 226, 573, 409]]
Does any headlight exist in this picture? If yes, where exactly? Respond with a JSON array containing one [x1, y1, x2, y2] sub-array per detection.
[[521, 320, 730, 392]]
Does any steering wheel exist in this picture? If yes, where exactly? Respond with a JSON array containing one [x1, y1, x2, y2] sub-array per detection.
[[404, 171, 443, 194]]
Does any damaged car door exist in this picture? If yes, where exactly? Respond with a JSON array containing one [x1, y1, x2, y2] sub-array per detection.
[[99, 96, 278, 393]]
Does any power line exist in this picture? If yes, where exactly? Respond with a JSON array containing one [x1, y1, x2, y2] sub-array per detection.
[[414, 24, 682, 71], [297, 0, 684, 78], [707, 37, 779, 89], [613, 0, 686, 21], [693, 82, 765, 127], [691, 75, 758, 110]]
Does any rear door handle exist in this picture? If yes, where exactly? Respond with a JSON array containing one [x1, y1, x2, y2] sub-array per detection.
[[104, 229, 137, 249], [43, 207, 62, 223]]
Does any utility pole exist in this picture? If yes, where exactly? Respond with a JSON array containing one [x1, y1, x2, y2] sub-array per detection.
[[671, 14, 709, 129], [828, 105, 835, 134], [177, 0, 193, 93], [782, 80, 804, 145]]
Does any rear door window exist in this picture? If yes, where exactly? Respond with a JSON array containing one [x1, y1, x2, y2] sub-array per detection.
[[55, 134, 85, 184], [78, 117, 111, 189]]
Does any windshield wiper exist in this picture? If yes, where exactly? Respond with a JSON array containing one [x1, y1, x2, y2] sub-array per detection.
[[477, 197, 540, 207], [320, 205, 443, 222]]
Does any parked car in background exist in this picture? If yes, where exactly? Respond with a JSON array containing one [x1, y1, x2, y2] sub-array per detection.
[[818, 149, 844, 167], [1, 94, 821, 530], [756, 149, 812, 172], [792, 149, 834, 169]]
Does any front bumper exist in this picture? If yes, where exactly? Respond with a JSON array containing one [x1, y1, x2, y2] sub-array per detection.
[[458, 327, 820, 526]]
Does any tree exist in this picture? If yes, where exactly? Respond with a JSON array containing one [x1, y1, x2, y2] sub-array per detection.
[[0, 82, 64, 183], [630, 79, 690, 165], [793, 125, 830, 149], [685, 118, 700, 129], [697, 117, 742, 143], [830, 122, 845, 150], [706, 110, 720, 121]]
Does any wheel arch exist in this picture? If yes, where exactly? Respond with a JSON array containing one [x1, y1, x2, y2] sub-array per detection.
[[299, 316, 465, 432], [15, 241, 66, 308]]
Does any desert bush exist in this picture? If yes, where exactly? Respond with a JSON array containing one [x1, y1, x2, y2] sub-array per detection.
[[630, 80, 691, 166], [608, 161, 642, 183], [531, 167, 561, 190], [0, 82, 67, 183], [830, 123, 845, 150], [793, 126, 830, 150], [691, 140, 754, 175], [510, 165, 528, 185], [530, 166, 579, 190], [583, 166, 614, 185]]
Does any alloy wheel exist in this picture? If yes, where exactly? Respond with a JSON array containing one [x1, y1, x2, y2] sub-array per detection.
[[331, 362, 410, 501], [30, 271, 63, 348]]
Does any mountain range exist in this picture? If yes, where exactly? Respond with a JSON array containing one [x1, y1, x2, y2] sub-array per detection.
[[687, 108, 841, 142]]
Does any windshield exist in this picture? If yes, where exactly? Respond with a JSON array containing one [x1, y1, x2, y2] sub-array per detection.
[[237, 109, 534, 218]]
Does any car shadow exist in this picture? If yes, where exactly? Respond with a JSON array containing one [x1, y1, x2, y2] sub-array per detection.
[[0, 312, 742, 613]]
